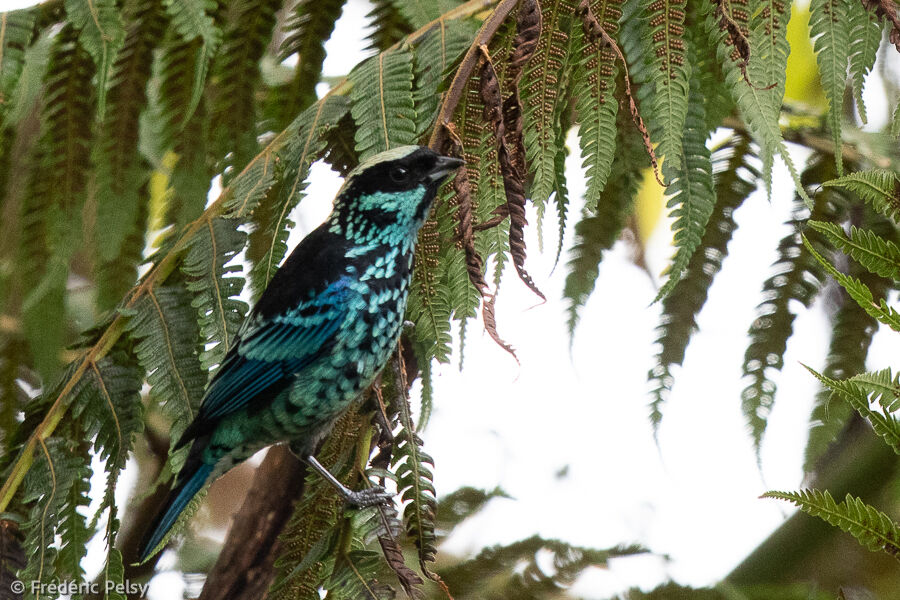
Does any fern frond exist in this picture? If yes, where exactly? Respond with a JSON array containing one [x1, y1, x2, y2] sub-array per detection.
[[806, 366, 900, 455], [803, 234, 900, 331], [805, 263, 885, 471], [350, 48, 418, 161], [209, 0, 280, 174], [763, 489, 900, 558], [742, 156, 843, 451], [409, 217, 453, 363], [97, 192, 148, 311], [125, 285, 206, 469], [564, 119, 645, 335], [655, 77, 715, 300], [847, 0, 882, 124], [387, 356, 438, 574], [643, 0, 690, 179], [94, 0, 164, 263], [521, 0, 577, 207], [573, 0, 621, 204], [650, 134, 758, 425], [807, 221, 900, 280], [64, 0, 125, 116], [279, 0, 345, 112], [716, 0, 806, 198], [438, 536, 646, 597], [809, 0, 850, 174], [824, 169, 900, 222], [0, 8, 37, 126], [366, 0, 415, 51], [20, 437, 91, 587], [247, 94, 350, 298], [181, 217, 248, 370]]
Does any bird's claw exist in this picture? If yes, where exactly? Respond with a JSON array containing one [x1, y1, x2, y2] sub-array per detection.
[[402, 320, 415, 331], [344, 485, 394, 508]]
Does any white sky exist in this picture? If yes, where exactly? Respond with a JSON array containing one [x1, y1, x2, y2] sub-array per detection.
[[4, 0, 898, 597]]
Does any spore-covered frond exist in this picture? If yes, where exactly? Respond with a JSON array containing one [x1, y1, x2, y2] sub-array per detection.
[[650, 134, 758, 426], [847, 0, 882, 124], [654, 77, 715, 301], [20, 437, 91, 587], [808, 221, 900, 280], [763, 489, 900, 558], [247, 95, 350, 298], [94, 0, 165, 264], [564, 119, 646, 335], [349, 47, 418, 161], [279, 0, 345, 112], [209, 0, 281, 174], [809, 0, 850, 173], [366, 0, 415, 51], [824, 169, 900, 222], [804, 233, 900, 331], [714, 0, 805, 197], [0, 8, 37, 126], [741, 156, 844, 452], [64, 0, 125, 116], [643, 0, 690, 179], [438, 535, 646, 597], [125, 284, 206, 469], [409, 218, 453, 363], [573, 0, 622, 204], [181, 217, 248, 370], [521, 0, 577, 207]]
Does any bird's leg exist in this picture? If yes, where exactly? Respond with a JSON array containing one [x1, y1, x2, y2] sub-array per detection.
[[303, 454, 394, 508]]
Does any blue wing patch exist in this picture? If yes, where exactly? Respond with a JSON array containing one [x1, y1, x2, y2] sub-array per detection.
[[177, 278, 353, 444]]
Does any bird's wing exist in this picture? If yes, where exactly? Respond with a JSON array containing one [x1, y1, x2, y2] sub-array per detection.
[[197, 277, 353, 422]]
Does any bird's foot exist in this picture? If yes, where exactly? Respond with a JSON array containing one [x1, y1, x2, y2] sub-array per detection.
[[402, 320, 415, 331], [343, 485, 394, 508]]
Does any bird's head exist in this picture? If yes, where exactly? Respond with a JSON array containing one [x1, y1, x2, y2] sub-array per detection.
[[329, 146, 464, 244]]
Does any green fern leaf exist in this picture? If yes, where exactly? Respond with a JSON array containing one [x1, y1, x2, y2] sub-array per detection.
[[644, 0, 691, 179], [803, 234, 900, 331], [563, 120, 645, 335], [0, 8, 37, 126], [807, 221, 900, 280], [247, 95, 349, 298], [125, 285, 206, 469], [742, 157, 843, 451], [573, 0, 621, 204], [391, 0, 463, 28], [848, 368, 900, 412], [94, 0, 164, 263], [181, 217, 248, 370], [650, 134, 758, 425], [350, 47, 418, 160], [209, 0, 280, 174], [847, 0, 881, 124], [97, 192, 148, 311], [763, 489, 900, 558], [20, 438, 91, 587], [279, 0, 345, 112], [716, 0, 806, 200], [809, 0, 850, 174], [366, 0, 414, 51], [655, 77, 715, 300], [805, 260, 886, 470], [408, 217, 453, 363], [64, 0, 125, 116], [521, 0, 578, 207], [824, 169, 900, 222]]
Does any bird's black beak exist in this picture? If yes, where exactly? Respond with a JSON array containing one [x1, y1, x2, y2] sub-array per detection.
[[426, 155, 465, 183]]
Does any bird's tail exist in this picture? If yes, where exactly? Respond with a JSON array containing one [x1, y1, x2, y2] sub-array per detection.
[[137, 453, 213, 563]]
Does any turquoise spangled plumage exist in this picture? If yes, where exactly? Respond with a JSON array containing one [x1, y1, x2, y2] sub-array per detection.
[[138, 146, 463, 561]]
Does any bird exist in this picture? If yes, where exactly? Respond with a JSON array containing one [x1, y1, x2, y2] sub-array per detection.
[[137, 145, 464, 561]]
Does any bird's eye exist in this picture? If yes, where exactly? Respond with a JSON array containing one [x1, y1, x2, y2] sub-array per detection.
[[389, 166, 409, 184]]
